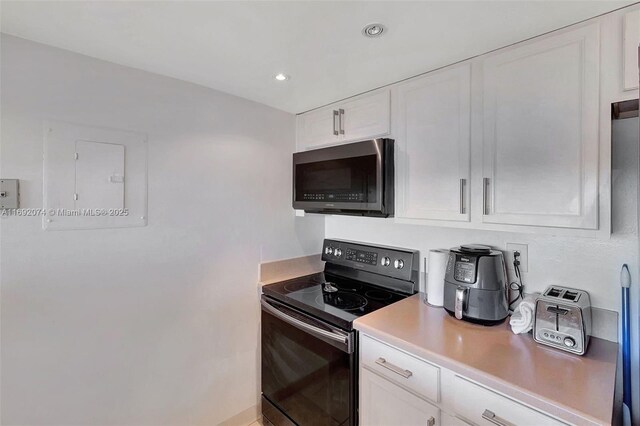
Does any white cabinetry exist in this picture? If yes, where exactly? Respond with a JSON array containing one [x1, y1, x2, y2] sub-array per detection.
[[296, 106, 340, 150], [360, 368, 440, 426], [481, 24, 600, 229], [623, 10, 639, 91], [359, 334, 567, 426], [296, 90, 390, 151], [452, 376, 565, 426], [394, 64, 471, 222]]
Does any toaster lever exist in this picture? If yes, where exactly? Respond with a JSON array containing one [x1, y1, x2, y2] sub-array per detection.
[[546, 306, 569, 315]]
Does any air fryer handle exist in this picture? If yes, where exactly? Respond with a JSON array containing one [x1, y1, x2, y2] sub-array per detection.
[[455, 287, 468, 320]]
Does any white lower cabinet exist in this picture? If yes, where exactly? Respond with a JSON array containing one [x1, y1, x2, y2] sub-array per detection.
[[359, 335, 567, 426], [360, 368, 440, 426], [440, 412, 471, 426]]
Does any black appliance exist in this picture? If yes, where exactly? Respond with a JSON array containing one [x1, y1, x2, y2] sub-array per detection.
[[261, 239, 418, 426], [443, 244, 509, 325], [292, 139, 394, 217]]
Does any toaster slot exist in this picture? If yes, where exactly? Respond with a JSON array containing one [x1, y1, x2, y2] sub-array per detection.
[[562, 290, 579, 302], [545, 287, 562, 298]]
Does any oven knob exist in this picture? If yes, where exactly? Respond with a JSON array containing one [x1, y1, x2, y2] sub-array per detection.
[[563, 337, 576, 348], [381, 257, 391, 267], [325, 247, 333, 255], [334, 248, 342, 257], [394, 259, 404, 269]]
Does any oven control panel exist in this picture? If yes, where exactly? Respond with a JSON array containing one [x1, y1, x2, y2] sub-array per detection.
[[345, 248, 378, 265], [321, 239, 418, 285]]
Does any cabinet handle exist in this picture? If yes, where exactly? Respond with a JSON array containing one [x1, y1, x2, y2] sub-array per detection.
[[483, 177, 490, 215], [427, 416, 435, 426], [338, 108, 345, 135], [332, 110, 339, 136], [459, 178, 466, 214], [482, 409, 515, 426], [375, 357, 412, 379]]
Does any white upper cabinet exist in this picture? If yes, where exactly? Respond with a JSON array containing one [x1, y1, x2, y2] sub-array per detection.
[[623, 10, 640, 91], [481, 23, 600, 229], [296, 90, 390, 151], [296, 106, 339, 150], [339, 90, 391, 143], [394, 64, 471, 222]]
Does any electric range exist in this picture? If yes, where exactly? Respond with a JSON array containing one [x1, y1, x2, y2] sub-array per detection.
[[261, 239, 419, 426], [262, 272, 410, 331]]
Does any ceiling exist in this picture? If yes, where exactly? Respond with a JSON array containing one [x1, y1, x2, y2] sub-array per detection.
[[1, 1, 634, 113]]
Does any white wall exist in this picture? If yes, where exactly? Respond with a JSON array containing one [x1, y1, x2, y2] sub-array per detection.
[[0, 35, 324, 425]]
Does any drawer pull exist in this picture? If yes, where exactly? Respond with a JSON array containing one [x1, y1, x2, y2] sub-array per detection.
[[427, 416, 435, 426], [482, 409, 515, 426], [375, 357, 413, 379]]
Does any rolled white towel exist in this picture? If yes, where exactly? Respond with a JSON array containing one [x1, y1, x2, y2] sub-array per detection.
[[509, 293, 539, 334]]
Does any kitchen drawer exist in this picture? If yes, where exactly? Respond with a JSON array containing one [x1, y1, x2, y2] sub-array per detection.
[[452, 376, 566, 426], [361, 334, 440, 403]]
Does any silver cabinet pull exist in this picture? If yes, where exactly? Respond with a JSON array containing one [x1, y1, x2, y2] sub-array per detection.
[[427, 416, 435, 426], [483, 177, 490, 215], [375, 357, 412, 379], [332, 110, 339, 136], [482, 409, 515, 426], [459, 178, 466, 214], [338, 108, 345, 135]]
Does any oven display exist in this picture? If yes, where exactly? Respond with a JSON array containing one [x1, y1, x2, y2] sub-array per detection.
[[346, 249, 378, 265]]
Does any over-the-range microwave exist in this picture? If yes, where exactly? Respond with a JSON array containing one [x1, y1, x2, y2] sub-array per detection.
[[292, 139, 394, 217]]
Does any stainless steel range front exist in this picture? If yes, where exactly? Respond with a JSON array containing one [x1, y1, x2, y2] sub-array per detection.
[[260, 239, 419, 426]]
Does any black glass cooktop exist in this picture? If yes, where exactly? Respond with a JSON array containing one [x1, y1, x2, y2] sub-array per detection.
[[262, 272, 410, 331]]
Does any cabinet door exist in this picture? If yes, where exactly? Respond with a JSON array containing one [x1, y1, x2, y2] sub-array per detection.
[[340, 90, 390, 143], [623, 10, 640, 91], [360, 368, 440, 426], [394, 64, 471, 222], [482, 23, 599, 229], [440, 412, 471, 426], [296, 105, 340, 150]]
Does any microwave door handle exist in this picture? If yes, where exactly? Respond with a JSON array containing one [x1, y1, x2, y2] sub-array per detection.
[[261, 298, 351, 350]]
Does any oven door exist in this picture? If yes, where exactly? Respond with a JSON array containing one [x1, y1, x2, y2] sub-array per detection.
[[293, 139, 389, 213], [261, 296, 356, 426]]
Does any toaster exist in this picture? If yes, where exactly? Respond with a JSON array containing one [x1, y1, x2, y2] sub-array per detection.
[[533, 286, 592, 355]]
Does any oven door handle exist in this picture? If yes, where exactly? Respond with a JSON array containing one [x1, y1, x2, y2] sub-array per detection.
[[261, 298, 352, 352]]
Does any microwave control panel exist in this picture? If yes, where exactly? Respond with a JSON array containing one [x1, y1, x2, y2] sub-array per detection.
[[301, 193, 365, 202]]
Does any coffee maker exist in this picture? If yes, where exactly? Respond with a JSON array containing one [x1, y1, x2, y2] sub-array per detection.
[[443, 244, 509, 325]]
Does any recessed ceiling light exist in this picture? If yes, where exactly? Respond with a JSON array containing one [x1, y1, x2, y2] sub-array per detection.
[[362, 23, 386, 38], [275, 73, 289, 81]]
